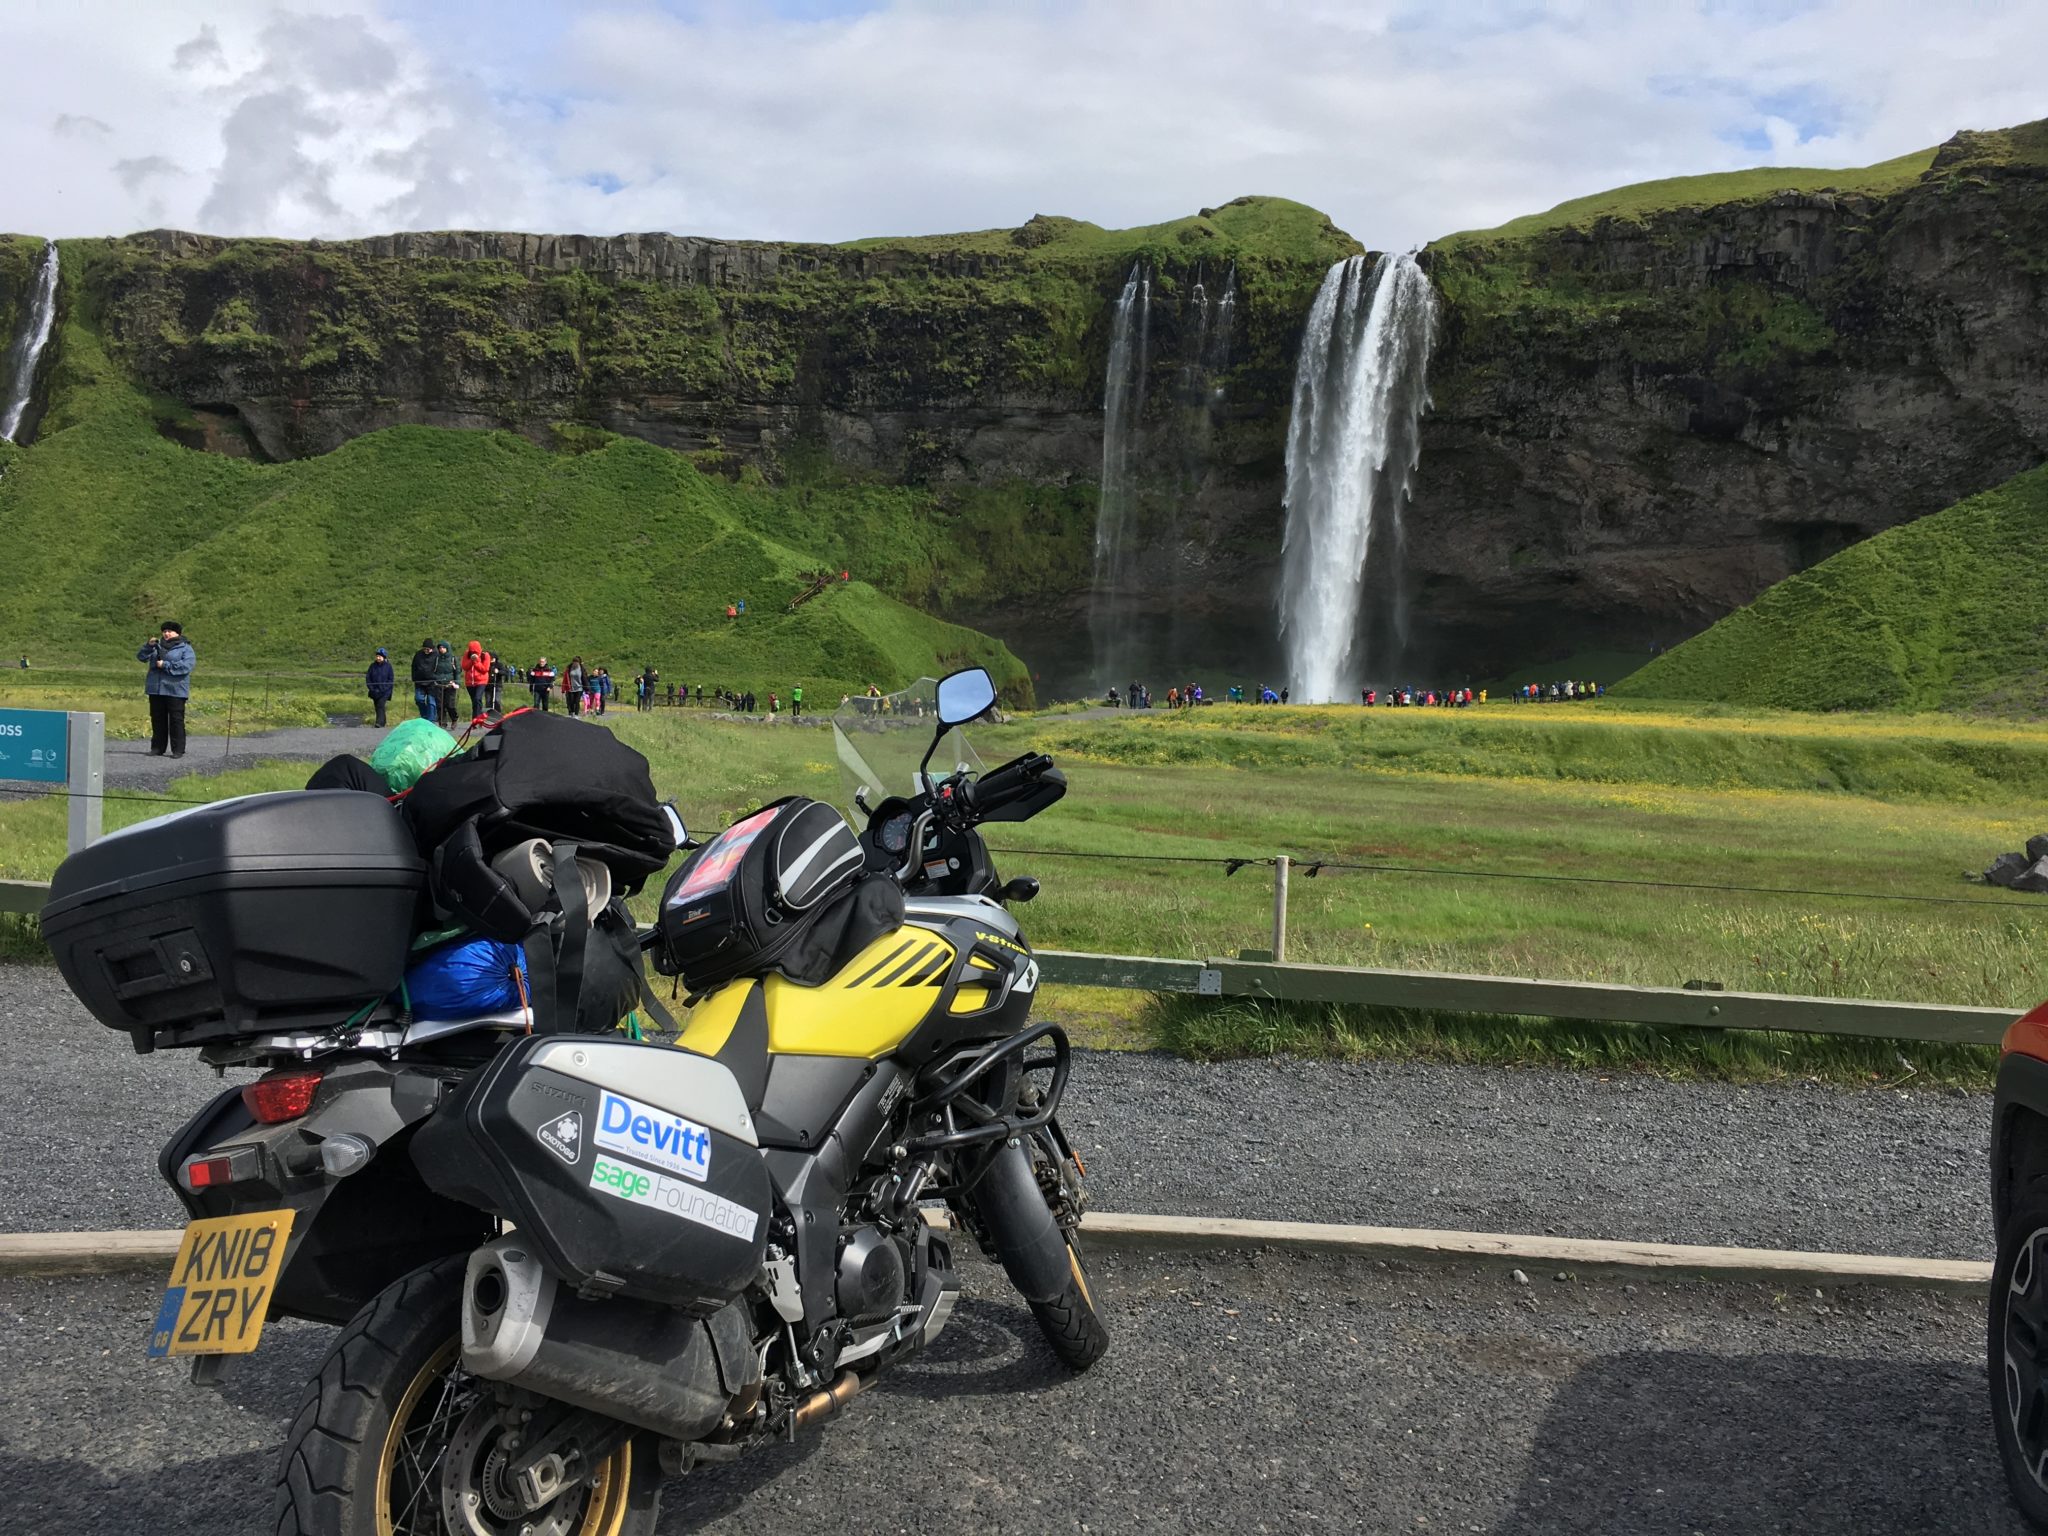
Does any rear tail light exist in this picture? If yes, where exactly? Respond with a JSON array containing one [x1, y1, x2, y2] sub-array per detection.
[[243, 1067, 324, 1124]]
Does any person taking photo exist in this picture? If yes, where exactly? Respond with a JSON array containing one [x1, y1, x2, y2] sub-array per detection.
[[138, 621, 195, 758]]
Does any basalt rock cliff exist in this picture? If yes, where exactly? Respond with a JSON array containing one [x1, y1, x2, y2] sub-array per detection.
[[3, 122, 2044, 690], [1412, 122, 2048, 677]]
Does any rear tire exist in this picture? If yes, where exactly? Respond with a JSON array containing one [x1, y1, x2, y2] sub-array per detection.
[[1027, 1231, 1110, 1372], [272, 1255, 662, 1536], [1992, 1191, 2048, 1529]]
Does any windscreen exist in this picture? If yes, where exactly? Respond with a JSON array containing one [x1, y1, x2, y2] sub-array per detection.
[[832, 677, 982, 826]]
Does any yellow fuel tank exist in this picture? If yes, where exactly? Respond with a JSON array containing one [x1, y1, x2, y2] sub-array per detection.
[[678, 925, 958, 1061]]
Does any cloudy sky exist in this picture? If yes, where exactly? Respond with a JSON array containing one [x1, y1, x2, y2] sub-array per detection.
[[7, 0, 2046, 251]]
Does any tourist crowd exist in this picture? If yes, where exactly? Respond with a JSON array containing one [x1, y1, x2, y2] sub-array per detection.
[[1102, 677, 1606, 710], [377, 640, 819, 731]]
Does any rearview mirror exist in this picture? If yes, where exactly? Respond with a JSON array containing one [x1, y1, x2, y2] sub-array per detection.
[[659, 802, 696, 850], [934, 667, 997, 728]]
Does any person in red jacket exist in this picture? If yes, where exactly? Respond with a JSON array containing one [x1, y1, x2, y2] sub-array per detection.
[[461, 640, 492, 720]]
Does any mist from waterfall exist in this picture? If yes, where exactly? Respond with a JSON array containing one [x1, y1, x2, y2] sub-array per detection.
[[1278, 252, 1438, 703], [1089, 263, 1151, 681], [0, 241, 59, 444]]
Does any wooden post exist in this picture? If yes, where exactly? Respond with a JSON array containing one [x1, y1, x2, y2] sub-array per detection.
[[1272, 856, 1290, 964]]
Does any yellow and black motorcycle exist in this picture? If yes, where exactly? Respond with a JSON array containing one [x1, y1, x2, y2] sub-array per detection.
[[63, 665, 1101, 1536]]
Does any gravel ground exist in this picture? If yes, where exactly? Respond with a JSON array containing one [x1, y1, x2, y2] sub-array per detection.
[[1062, 1050, 1994, 1260], [0, 1252, 2018, 1535], [100, 724, 394, 796], [0, 964, 1993, 1260]]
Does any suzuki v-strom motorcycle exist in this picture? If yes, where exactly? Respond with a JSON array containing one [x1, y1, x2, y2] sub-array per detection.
[[49, 667, 1103, 1535]]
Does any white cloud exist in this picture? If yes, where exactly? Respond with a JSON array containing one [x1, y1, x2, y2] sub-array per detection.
[[172, 22, 226, 72], [3, 0, 2044, 248]]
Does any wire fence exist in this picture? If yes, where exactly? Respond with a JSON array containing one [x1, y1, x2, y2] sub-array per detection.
[[985, 843, 2042, 912], [0, 774, 2036, 914]]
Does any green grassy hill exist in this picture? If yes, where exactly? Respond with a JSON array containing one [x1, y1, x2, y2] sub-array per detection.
[[1436, 146, 1940, 247], [0, 303, 1027, 701], [1436, 122, 2048, 247], [1614, 464, 2048, 712]]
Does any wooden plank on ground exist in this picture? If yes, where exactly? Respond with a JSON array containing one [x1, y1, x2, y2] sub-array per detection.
[[1075, 1211, 1993, 1294], [0, 1229, 179, 1277]]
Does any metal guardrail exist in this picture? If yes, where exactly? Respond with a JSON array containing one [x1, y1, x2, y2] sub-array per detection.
[[0, 880, 45, 916], [0, 881, 2017, 1045], [1035, 949, 2019, 1046]]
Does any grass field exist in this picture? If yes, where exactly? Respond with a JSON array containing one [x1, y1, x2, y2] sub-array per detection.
[[0, 664, 364, 737], [5, 699, 2040, 1085]]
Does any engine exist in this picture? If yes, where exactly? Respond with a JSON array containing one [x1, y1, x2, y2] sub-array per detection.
[[835, 1225, 910, 1325]]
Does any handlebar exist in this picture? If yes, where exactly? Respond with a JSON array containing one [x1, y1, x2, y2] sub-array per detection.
[[959, 752, 1053, 816]]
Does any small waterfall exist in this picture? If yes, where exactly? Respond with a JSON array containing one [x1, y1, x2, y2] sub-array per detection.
[[1178, 272, 1212, 405], [0, 241, 59, 444], [1205, 265, 1237, 387], [1089, 263, 1151, 681], [1278, 252, 1438, 703]]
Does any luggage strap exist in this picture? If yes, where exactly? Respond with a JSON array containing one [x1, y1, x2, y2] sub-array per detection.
[[519, 840, 592, 1035]]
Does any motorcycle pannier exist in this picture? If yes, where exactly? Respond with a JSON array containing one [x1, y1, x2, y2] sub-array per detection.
[[40, 792, 426, 1051], [652, 797, 867, 994], [411, 1033, 772, 1312]]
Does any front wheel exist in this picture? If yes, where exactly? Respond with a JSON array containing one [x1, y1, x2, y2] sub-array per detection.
[[1027, 1229, 1110, 1371], [970, 1138, 1109, 1372], [273, 1255, 663, 1536]]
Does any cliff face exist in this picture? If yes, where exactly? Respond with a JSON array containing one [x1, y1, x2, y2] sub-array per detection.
[[18, 124, 2048, 691], [1412, 125, 2048, 676], [52, 201, 1353, 684]]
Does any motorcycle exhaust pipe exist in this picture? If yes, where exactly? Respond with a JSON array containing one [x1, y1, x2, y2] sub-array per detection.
[[793, 1369, 863, 1429], [464, 1238, 759, 1443]]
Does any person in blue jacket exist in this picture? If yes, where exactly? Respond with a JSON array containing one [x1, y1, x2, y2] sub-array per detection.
[[364, 647, 394, 728], [138, 620, 195, 758]]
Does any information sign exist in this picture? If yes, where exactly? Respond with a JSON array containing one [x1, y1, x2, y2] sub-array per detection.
[[0, 708, 67, 783]]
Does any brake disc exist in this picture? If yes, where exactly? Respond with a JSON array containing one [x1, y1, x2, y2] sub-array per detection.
[[439, 1397, 589, 1536]]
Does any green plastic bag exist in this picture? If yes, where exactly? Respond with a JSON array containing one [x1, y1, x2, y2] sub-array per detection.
[[370, 718, 458, 793]]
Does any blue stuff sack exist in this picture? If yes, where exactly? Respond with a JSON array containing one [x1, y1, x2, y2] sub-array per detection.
[[404, 935, 526, 1020]]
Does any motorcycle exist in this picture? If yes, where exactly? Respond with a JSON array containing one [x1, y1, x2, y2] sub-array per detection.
[[60, 666, 1102, 1535]]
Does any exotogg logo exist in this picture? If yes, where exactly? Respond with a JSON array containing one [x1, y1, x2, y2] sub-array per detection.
[[595, 1090, 712, 1183], [536, 1111, 582, 1165]]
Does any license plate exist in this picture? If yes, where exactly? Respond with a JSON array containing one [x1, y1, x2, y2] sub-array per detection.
[[147, 1209, 296, 1359]]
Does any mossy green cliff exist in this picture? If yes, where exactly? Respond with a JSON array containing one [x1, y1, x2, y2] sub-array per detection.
[[3, 124, 2045, 695], [1413, 122, 2048, 678]]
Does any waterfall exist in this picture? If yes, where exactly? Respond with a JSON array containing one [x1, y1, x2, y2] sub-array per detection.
[[0, 242, 59, 444], [1089, 263, 1151, 681], [1205, 265, 1237, 386], [1179, 273, 1212, 404], [1278, 252, 1438, 703]]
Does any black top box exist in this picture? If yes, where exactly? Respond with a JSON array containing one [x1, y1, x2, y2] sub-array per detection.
[[42, 791, 427, 1052]]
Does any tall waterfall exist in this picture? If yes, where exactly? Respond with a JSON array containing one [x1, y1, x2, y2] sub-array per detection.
[[1089, 263, 1151, 680], [1278, 252, 1438, 702], [0, 242, 59, 444]]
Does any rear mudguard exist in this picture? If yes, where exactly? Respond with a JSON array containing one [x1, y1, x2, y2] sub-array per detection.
[[158, 1060, 492, 1324], [969, 1138, 1070, 1304]]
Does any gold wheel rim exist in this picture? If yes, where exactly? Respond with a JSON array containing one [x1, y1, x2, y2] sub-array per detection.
[[373, 1338, 636, 1536], [1068, 1242, 1094, 1310]]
